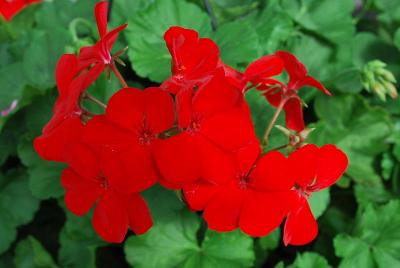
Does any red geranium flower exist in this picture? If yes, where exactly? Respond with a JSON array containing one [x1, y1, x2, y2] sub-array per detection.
[[82, 87, 175, 192], [34, 54, 103, 162], [61, 143, 152, 243], [184, 142, 295, 236], [154, 71, 257, 189], [78, 1, 127, 71], [283, 144, 348, 245], [161, 26, 220, 94], [250, 51, 331, 131], [0, 0, 41, 21]]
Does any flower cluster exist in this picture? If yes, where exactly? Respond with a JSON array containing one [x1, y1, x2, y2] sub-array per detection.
[[0, 0, 41, 21], [35, 1, 348, 245]]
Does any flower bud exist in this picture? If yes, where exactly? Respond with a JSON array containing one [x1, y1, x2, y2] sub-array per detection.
[[361, 60, 397, 101]]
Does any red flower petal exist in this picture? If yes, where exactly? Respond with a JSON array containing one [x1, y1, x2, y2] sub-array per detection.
[[142, 87, 175, 134], [239, 191, 294, 237], [283, 97, 305, 131], [125, 194, 153, 235], [235, 140, 261, 175], [288, 144, 319, 188], [244, 55, 285, 84], [275, 51, 307, 87], [34, 117, 84, 162], [163, 26, 219, 94], [300, 76, 331, 96], [312, 144, 348, 191], [94, 1, 108, 38], [153, 133, 202, 189], [0, 0, 42, 21], [64, 143, 101, 180], [203, 182, 245, 232], [101, 143, 157, 194], [183, 180, 220, 211], [250, 150, 293, 191], [200, 106, 256, 152], [193, 71, 242, 119], [61, 168, 103, 216], [283, 196, 318, 246], [56, 54, 78, 95], [198, 136, 236, 185], [106, 88, 146, 131], [92, 190, 129, 243]]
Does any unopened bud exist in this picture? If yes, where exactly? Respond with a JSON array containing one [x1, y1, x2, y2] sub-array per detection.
[[361, 60, 397, 101]]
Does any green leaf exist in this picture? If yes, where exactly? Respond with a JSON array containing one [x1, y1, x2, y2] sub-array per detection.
[[14, 236, 58, 268], [288, 252, 332, 268], [18, 136, 65, 199], [0, 63, 26, 111], [311, 94, 392, 184], [394, 29, 400, 50], [212, 20, 261, 68], [125, 187, 255, 268], [23, 30, 71, 89], [248, 0, 294, 53], [208, 0, 260, 24], [281, 0, 355, 45], [0, 170, 40, 254], [309, 189, 330, 219], [125, 0, 212, 82], [334, 200, 400, 267], [258, 228, 280, 251], [58, 210, 105, 268]]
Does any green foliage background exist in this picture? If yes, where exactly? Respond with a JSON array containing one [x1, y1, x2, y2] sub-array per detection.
[[0, 0, 400, 267]]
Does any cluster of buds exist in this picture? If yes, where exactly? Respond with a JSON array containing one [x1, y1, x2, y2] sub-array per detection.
[[361, 60, 397, 101]]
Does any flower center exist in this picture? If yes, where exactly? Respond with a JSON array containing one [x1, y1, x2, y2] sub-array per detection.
[[138, 128, 155, 145], [237, 173, 251, 190], [97, 175, 110, 189], [187, 114, 202, 134], [294, 184, 312, 198]]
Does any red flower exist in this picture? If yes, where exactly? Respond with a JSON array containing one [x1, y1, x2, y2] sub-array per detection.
[[283, 144, 348, 246], [0, 0, 41, 21], [184, 142, 295, 236], [34, 54, 103, 162], [78, 1, 127, 71], [82, 87, 175, 192], [154, 71, 257, 189], [61, 143, 152, 243], [161, 26, 220, 94], [251, 51, 331, 131]]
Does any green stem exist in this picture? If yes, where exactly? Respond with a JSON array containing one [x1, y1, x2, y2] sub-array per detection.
[[262, 97, 287, 146]]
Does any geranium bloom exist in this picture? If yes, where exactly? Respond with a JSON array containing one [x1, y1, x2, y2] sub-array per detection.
[[184, 142, 295, 236], [82, 87, 175, 192], [78, 1, 127, 71], [247, 51, 331, 131], [283, 144, 348, 245], [154, 71, 257, 189], [0, 0, 41, 21], [34, 54, 103, 162], [161, 26, 220, 94], [61, 143, 152, 243]]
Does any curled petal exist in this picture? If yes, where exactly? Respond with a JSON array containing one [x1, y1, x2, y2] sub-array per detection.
[[244, 55, 285, 84], [283, 196, 318, 246], [94, 1, 108, 38], [283, 97, 305, 132]]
